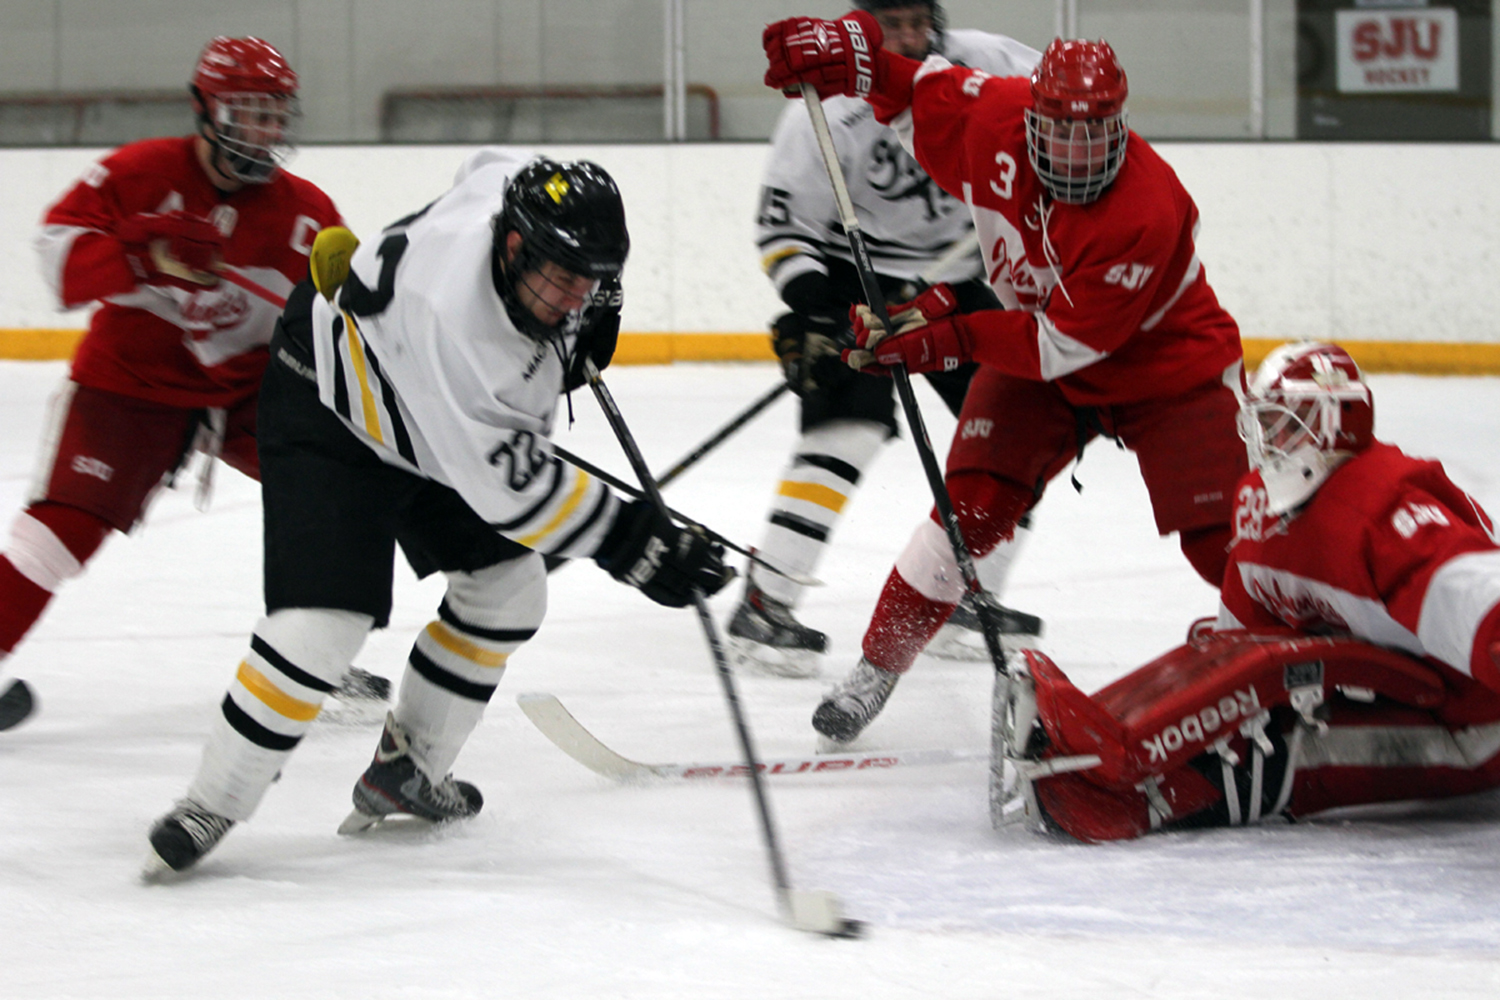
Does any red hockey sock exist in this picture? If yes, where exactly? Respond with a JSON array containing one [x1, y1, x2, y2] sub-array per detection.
[[0, 503, 112, 656], [861, 569, 956, 674], [0, 557, 52, 657]]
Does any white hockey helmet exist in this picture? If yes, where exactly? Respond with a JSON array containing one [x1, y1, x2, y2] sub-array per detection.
[[1238, 341, 1373, 514]]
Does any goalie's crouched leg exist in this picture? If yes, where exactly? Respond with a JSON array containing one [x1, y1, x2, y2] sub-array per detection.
[[994, 630, 1488, 843]]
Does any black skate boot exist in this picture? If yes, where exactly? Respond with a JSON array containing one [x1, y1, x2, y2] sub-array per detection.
[[726, 583, 828, 678], [338, 712, 483, 834], [145, 799, 236, 875], [0, 678, 36, 731], [812, 658, 900, 745], [925, 592, 1044, 661]]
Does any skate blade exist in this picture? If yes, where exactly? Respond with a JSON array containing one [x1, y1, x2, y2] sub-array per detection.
[[727, 638, 822, 679], [140, 850, 190, 884], [337, 808, 384, 835]]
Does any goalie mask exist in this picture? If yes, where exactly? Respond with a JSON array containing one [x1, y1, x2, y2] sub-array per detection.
[[493, 158, 630, 343], [1025, 39, 1129, 205], [1238, 341, 1374, 515], [190, 37, 299, 185]]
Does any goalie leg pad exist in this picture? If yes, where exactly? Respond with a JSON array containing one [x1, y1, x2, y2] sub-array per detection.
[[1001, 632, 1457, 842]]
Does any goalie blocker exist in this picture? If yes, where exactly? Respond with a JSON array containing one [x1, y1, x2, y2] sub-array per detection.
[[992, 629, 1500, 842]]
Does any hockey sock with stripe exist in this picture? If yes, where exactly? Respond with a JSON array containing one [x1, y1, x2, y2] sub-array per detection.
[[187, 609, 371, 821], [753, 419, 887, 606]]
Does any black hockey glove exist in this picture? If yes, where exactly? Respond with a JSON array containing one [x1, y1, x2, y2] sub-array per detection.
[[563, 278, 623, 392], [594, 499, 733, 608], [771, 312, 853, 398]]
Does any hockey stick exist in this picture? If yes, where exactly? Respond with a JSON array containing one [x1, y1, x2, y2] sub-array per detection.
[[517, 692, 982, 781], [800, 84, 1010, 681], [655, 381, 790, 489], [582, 357, 862, 939], [150, 224, 362, 310], [550, 444, 820, 588]]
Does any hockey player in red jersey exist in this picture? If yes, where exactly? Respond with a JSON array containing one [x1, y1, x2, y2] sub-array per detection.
[[762, 14, 1246, 745], [0, 37, 341, 730], [995, 342, 1500, 842]]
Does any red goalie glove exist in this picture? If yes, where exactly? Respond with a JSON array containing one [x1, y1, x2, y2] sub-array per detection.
[[842, 282, 975, 375], [116, 211, 225, 290], [763, 11, 884, 100]]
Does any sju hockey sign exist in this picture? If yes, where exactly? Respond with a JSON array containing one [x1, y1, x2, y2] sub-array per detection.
[[1336, 7, 1459, 93]]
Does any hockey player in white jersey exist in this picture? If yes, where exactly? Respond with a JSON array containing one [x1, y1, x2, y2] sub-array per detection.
[[145, 151, 732, 874], [729, 1, 1044, 677]]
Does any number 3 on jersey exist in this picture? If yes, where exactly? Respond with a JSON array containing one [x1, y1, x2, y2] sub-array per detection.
[[990, 152, 1018, 200]]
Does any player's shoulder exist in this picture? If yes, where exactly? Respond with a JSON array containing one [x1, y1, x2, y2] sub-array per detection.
[[267, 167, 341, 218], [941, 28, 1041, 77], [99, 135, 196, 175]]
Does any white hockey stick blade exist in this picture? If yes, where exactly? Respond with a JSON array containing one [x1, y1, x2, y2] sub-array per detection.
[[517, 693, 983, 782]]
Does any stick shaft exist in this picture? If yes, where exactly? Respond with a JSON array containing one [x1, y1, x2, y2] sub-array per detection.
[[799, 83, 1010, 676], [582, 360, 795, 902], [655, 381, 789, 489]]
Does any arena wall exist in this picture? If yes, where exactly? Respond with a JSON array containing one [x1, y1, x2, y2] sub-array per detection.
[[4, 141, 1499, 373]]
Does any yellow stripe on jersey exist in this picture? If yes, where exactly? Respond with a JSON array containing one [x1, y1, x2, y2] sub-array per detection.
[[518, 470, 592, 548], [424, 621, 510, 668], [778, 480, 849, 513], [760, 246, 804, 274], [235, 661, 322, 722], [342, 311, 384, 445]]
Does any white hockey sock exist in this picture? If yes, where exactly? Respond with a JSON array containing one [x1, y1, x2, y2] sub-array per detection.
[[753, 419, 887, 606], [395, 554, 545, 780], [976, 513, 1032, 596], [188, 608, 372, 821]]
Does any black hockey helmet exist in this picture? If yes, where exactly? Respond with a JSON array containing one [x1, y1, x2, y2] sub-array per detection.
[[493, 157, 630, 341]]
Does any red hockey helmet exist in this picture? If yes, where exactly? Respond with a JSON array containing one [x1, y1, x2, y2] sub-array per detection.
[[189, 37, 299, 184], [1239, 341, 1374, 514], [1025, 39, 1129, 204]]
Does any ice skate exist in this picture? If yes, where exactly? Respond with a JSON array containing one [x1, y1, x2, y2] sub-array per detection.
[[924, 592, 1043, 661], [812, 658, 900, 745], [726, 583, 828, 679], [338, 712, 483, 834], [0, 678, 36, 731], [144, 799, 235, 877]]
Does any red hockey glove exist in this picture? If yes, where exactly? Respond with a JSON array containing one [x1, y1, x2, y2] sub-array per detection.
[[763, 11, 884, 100], [842, 282, 973, 375], [116, 211, 224, 290]]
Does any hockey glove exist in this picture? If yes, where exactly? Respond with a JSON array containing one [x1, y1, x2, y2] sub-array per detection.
[[595, 499, 733, 608], [564, 277, 623, 392], [771, 312, 851, 398], [843, 282, 973, 375], [762, 11, 884, 100], [116, 211, 225, 291]]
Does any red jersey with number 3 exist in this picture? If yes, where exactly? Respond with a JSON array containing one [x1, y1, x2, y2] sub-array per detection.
[[1218, 441, 1500, 690], [884, 66, 1242, 405], [36, 136, 341, 408]]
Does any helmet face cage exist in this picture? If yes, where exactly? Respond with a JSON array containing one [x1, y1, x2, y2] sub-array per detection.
[[1026, 39, 1129, 205], [191, 37, 299, 184], [495, 158, 629, 343], [1238, 342, 1372, 513], [205, 91, 299, 183], [1024, 109, 1128, 204]]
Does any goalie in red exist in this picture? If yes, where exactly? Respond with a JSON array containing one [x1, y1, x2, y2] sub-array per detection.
[[994, 342, 1500, 842]]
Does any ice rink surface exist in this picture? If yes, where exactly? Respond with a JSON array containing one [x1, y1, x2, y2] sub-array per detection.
[[1, 360, 1498, 998]]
